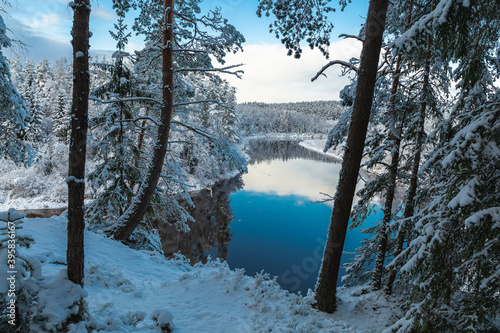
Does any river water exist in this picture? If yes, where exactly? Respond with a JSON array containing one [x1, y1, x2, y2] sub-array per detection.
[[157, 140, 381, 294]]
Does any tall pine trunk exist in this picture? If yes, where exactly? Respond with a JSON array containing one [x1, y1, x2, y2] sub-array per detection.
[[67, 0, 91, 285], [371, 0, 414, 289], [386, 29, 433, 294], [315, 0, 389, 313], [112, 0, 175, 241], [371, 136, 402, 289]]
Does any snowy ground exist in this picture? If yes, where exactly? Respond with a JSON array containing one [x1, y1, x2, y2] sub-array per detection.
[[2, 213, 403, 332]]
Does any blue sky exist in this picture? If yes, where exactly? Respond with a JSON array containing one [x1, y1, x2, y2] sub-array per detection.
[[3, 0, 369, 102]]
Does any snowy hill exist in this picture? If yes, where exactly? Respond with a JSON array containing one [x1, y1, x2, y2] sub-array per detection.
[[1, 212, 403, 332]]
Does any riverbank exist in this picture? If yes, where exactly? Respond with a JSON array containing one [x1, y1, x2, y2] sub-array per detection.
[[1, 213, 403, 332]]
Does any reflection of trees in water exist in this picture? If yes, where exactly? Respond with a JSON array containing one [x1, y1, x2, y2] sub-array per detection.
[[157, 140, 342, 264], [246, 140, 338, 165], [157, 176, 243, 264]]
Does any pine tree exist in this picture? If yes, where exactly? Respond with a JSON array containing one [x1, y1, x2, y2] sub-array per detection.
[[388, 1, 500, 330], [34, 57, 54, 117], [53, 88, 70, 143], [111, 0, 245, 241], [17, 60, 44, 142], [86, 5, 141, 229], [315, 0, 390, 312], [0, 10, 32, 164]]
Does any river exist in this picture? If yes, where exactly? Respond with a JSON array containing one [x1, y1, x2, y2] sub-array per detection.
[[157, 140, 382, 294]]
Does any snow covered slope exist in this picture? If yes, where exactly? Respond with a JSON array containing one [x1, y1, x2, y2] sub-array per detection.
[[4, 213, 402, 332]]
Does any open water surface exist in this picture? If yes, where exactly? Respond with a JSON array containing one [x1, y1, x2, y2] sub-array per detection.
[[157, 140, 381, 294]]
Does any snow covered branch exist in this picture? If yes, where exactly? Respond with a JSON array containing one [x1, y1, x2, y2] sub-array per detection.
[[311, 60, 358, 82], [89, 96, 163, 105], [338, 34, 364, 43], [171, 120, 215, 142], [175, 64, 244, 79], [174, 99, 234, 110]]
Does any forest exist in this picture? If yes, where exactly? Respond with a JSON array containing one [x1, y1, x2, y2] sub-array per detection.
[[0, 0, 498, 332]]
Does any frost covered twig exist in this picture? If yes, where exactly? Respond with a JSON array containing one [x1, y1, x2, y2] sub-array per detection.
[[338, 33, 364, 43], [174, 99, 234, 110], [89, 96, 163, 105], [175, 64, 244, 79], [311, 60, 358, 82]]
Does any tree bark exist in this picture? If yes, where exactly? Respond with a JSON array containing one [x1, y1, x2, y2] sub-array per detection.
[[135, 106, 150, 169], [371, 136, 401, 289], [315, 0, 389, 313], [371, 9, 411, 288], [112, 0, 175, 241], [386, 28, 433, 294], [67, 0, 91, 286]]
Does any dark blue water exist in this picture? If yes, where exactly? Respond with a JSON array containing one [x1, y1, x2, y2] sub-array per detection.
[[158, 140, 381, 294], [225, 148, 381, 294]]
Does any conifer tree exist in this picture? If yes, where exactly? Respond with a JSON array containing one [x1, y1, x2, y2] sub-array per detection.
[[53, 88, 70, 143], [111, 0, 245, 241], [0, 9, 32, 164], [258, 0, 391, 312], [86, 4, 142, 228]]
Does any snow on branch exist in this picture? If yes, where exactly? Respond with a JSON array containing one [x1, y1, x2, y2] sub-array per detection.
[[89, 96, 163, 105], [175, 64, 244, 79], [174, 99, 234, 110], [171, 120, 215, 142], [311, 60, 358, 82], [392, 0, 454, 50], [117, 116, 161, 127], [338, 33, 364, 43], [311, 192, 334, 204]]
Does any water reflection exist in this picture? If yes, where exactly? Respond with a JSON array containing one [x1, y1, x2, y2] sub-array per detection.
[[246, 140, 340, 164], [157, 177, 243, 264], [157, 140, 377, 294]]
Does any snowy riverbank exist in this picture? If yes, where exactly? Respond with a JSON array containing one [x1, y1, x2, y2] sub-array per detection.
[[1, 213, 403, 332]]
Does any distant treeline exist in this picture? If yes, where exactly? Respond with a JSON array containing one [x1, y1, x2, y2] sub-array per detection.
[[239, 100, 343, 119], [237, 101, 343, 136]]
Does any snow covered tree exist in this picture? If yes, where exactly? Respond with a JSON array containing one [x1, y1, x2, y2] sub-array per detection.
[[53, 87, 70, 143], [195, 77, 239, 142], [388, 1, 500, 330], [86, 6, 142, 229], [34, 57, 54, 115], [110, 0, 245, 241], [51, 58, 73, 143], [0, 10, 32, 164], [391, 90, 500, 332], [14, 60, 45, 142], [258, 0, 397, 311], [316, 0, 390, 313]]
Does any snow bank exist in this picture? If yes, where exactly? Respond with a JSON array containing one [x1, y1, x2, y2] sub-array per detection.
[[11, 214, 402, 332]]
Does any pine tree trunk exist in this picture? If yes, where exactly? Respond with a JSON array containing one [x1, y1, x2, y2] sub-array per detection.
[[314, 0, 389, 313], [112, 0, 175, 241], [135, 106, 149, 168], [67, 0, 91, 286], [371, 136, 401, 289], [371, 41, 408, 290], [386, 30, 433, 294]]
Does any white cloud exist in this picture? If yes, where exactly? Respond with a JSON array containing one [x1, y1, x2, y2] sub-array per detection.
[[31, 13, 65, 30], [92, 5, 117, 22], [222, 39, 362, 103]]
